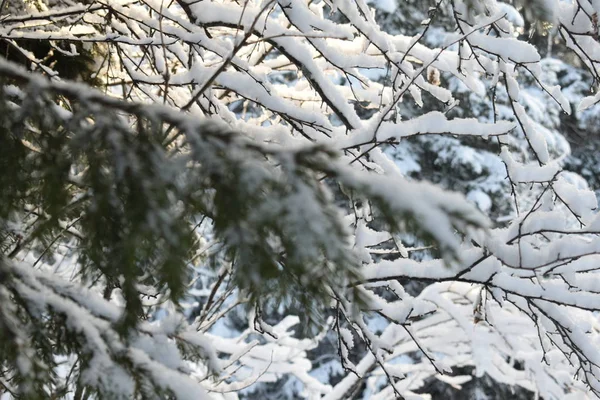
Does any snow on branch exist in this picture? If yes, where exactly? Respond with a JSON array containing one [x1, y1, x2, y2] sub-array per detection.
[[2, 0, 600, 399]]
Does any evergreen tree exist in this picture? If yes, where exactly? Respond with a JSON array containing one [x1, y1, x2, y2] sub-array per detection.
[[3, 1, 600, 399]]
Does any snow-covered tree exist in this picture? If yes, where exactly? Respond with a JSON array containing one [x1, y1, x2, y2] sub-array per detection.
[[3, 0, 600, 399]]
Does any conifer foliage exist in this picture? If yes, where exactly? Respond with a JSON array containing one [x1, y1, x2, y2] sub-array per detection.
[[2, 0, 600, 399]]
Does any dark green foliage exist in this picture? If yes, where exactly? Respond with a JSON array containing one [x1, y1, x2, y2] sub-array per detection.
[[0, 79, 359, 326], [0, 115, 29, 221], [0, 267, 52, 399], [0, 38, 103, 86], [0, 66, 368, 395]]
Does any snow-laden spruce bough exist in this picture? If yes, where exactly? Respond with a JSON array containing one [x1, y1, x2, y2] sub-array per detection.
[[2, 0, 600, 398]]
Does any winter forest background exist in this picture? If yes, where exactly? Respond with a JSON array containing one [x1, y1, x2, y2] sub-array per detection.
[[5, 0, 600, 399]]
